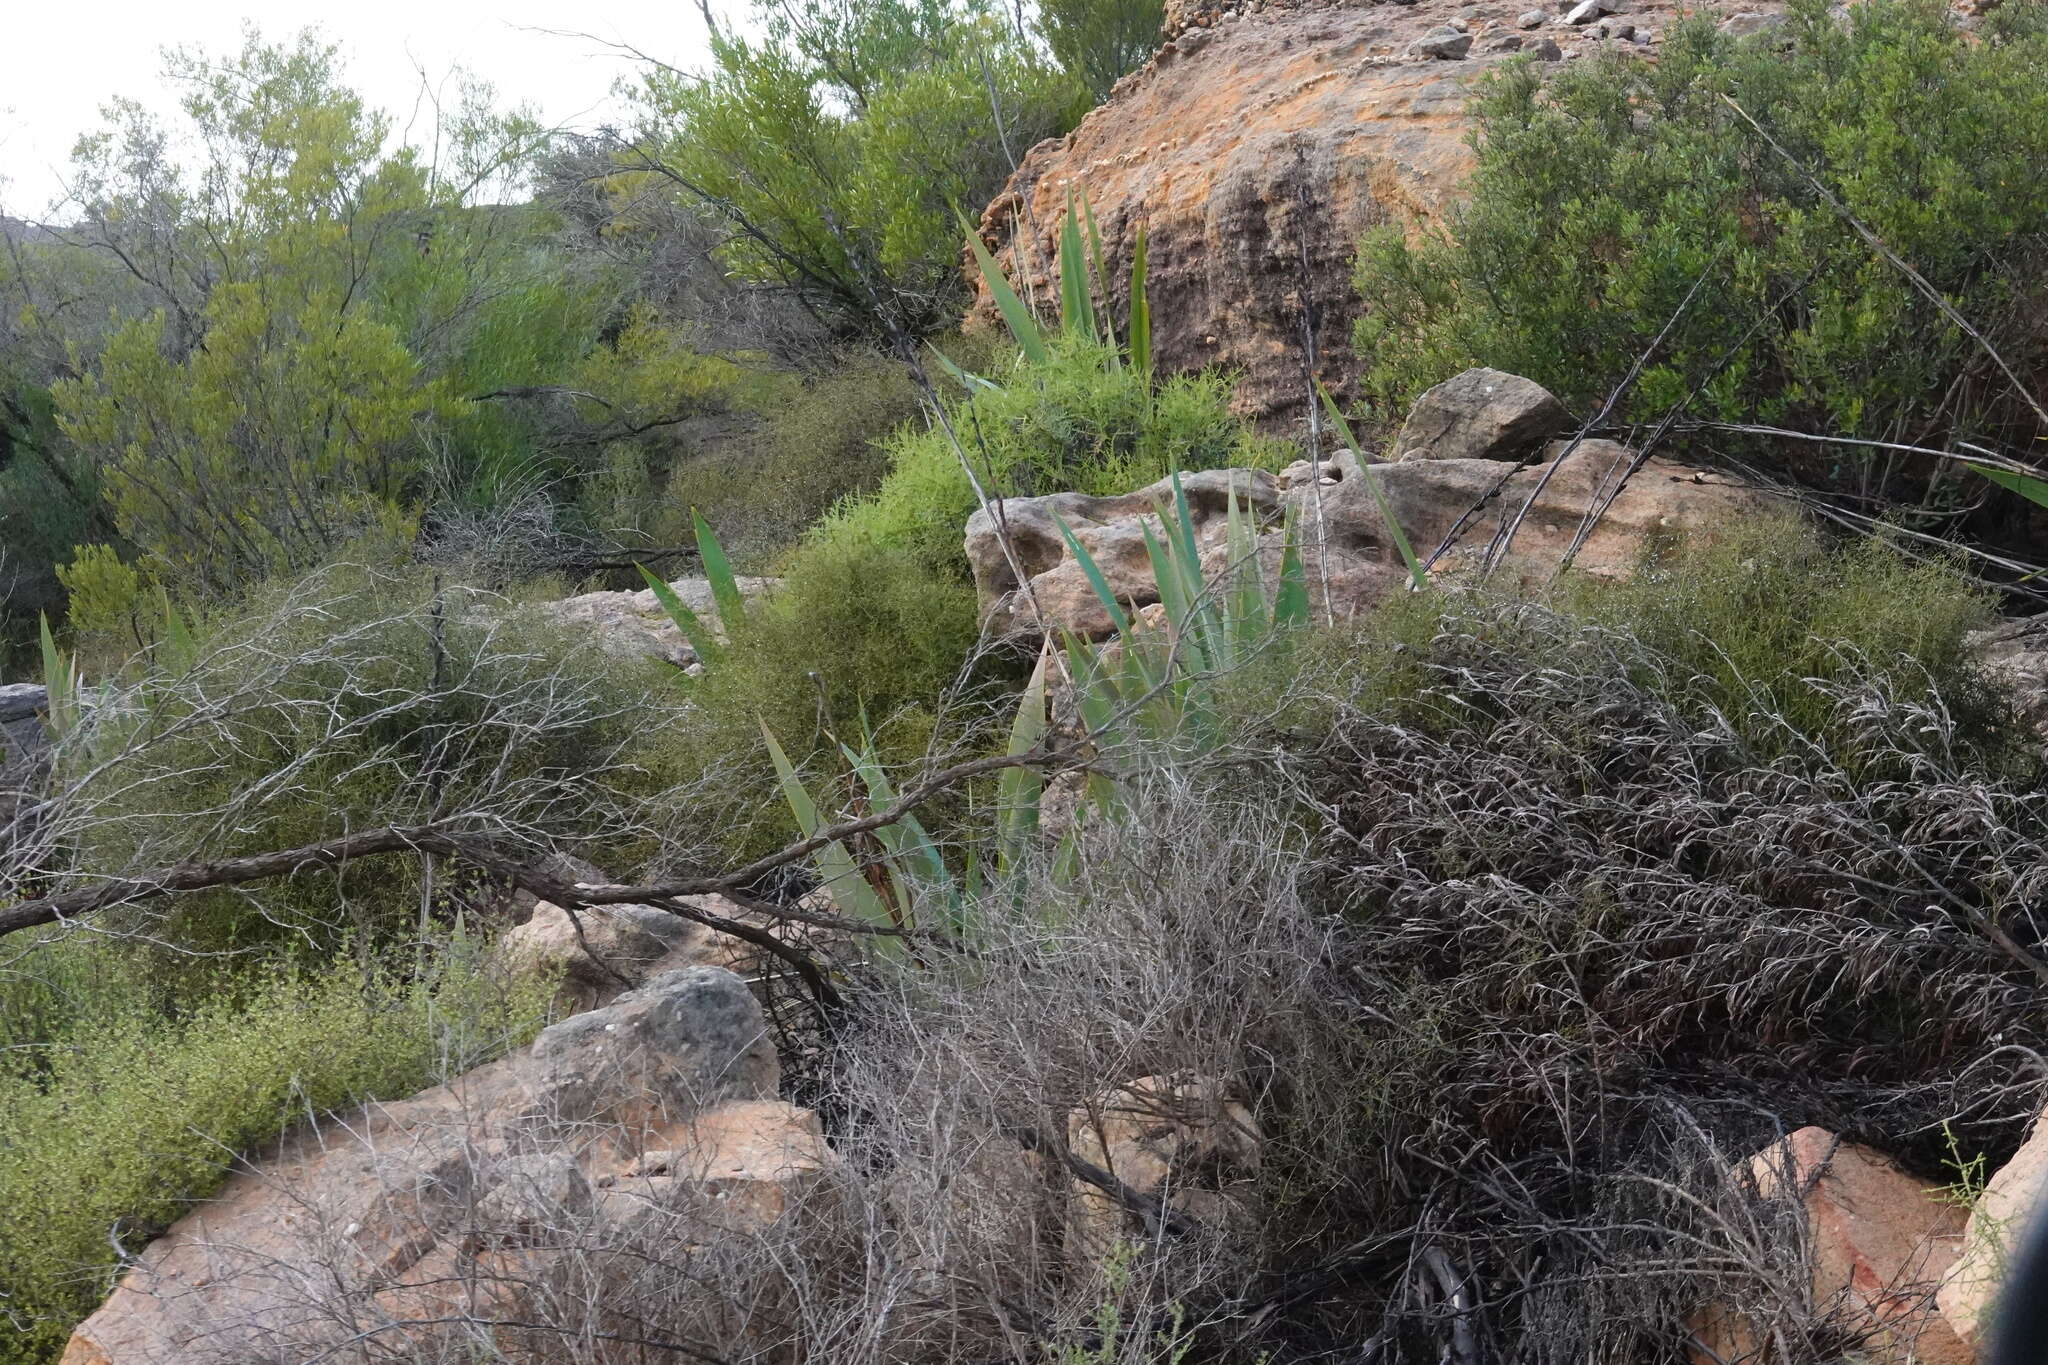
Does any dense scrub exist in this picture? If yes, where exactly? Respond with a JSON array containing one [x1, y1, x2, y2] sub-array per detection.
[[97, 529, 2041, 1365], [1353, 0, 2048, 526], [4, 2, 2047, 1360], [0, 943, 548, 1362]]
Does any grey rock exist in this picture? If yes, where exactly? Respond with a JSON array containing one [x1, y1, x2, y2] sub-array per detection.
[[1410, 26, 1474, 57], [1395, 368, 1569, 464], [1718, 10, 1789, 38], [476, 574, 779, 671], [1565, 0, 1608, 25], [1481, 31, 1526, 51], [969, 441, 1776, 640], [1527, 36, 1564, 57], [531, 965, 780, 1123], [1517, 9, 1548, 25], [1970, 613, 2048, 755], [0, 683, 46, 724]]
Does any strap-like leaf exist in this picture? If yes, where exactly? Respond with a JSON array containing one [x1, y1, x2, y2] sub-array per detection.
[[1128, 225, 1151, 378], [638, 564, 720, 667], [692, 509, 744, 635], [996, 652, 1049, 872], [929, 341, 1002, 394], [1319, 384, 1426, 591], [1059, 195, 1097, 343], [1053, 513, 1133, 637], [961, 210, 1048, 365], [1965, 461, 2048, 511], [761, 721, 892, 930]]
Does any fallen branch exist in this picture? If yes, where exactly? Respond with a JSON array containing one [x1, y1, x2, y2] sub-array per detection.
[[0, 746, 1075, 944]]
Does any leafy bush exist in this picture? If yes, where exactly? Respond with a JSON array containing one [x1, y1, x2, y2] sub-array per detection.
[[635, 534, 988, 865], [1553, 516, 2012, 764], [0, 939, 548, 1364], [659, 341, 988, 571], [632, 3, 1083, 336], [1261, 519, 2013, 766], [821, 334, 1281, 578], [1352, 0, 2048, 513], [1039, 0, 1167, 101]]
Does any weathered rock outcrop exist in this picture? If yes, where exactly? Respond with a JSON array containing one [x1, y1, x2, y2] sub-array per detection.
[[0, 683, 49, 849], [1968, 612, 2048, 752], [494, 893, 762, 1013], [1692, 1127, 1970, 1365], [1065, 1074, 1262, 1268], [971, 0, 1704, 422], [1394, 367, 1568, 463], [471, 574, 778, 671], [1940, 1108, 2048, 1351], [966, 374, 1778, 638], [61, 967, 832, 1365]]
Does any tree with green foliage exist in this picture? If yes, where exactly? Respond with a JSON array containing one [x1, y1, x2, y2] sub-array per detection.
[[1038, 0, 1166, 101], [1351, 0, 2048, 518], [628, 1, 1083, 337]]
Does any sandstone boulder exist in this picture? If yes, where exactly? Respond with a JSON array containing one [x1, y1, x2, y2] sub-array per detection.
[[1692, 1126, 1969, 1365], [971, 0, 1739, 423], [966, 439, 1776, 638], [1393, 367, 1569, 463], [1939, 1108, 2048, 1351], [1066, 1074, 1262, 1267], [60, 966, 811, 1365], [1969, 612, 2048, 753], [493, 894, 758, 1013], [0, 682, 48, 843], [473, 574, 778, 671]]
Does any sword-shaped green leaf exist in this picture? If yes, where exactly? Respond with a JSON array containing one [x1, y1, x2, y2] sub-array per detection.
[[638, 564, 720, 668], [692, 508, 744, 635], [1059, 195, 1097, 343], [1319, 383, 1426, 591], [962, 209, 1048, 365], [1128, 226, 1151, 379]]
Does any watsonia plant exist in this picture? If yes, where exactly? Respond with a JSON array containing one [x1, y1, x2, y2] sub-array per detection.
[[997, 474, 1312, 870], [959, 193, 1151, 385]]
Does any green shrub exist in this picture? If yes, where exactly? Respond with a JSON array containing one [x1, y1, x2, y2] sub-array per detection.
[[636, 535, 988, 864], [1038, 0, 1167, 101], [1352, 0, 2048, 513], [1554, 515, 2012, 764], [1246, 519, 2013, 769], [645, 333, 1277, 863], [821, 333, 1282, 577], [0, 939, 548, 1363], [659, 342, 976, 571], [631, 5, 1083, 335]]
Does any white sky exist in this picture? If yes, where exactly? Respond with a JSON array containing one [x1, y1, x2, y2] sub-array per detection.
[[0, 0, 721, 218]]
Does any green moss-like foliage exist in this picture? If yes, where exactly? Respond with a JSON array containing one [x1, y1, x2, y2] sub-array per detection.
[[821, 334, 1283, 578], [1553, 516, 2012, 765]]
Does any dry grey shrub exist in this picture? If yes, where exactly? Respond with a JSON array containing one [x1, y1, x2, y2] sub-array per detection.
[[1264, 596, 2048, 1363], [3, 557, 690, 961], [185, 747, 1366, 1365]]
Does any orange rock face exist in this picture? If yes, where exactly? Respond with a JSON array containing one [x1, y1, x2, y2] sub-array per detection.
[[970, 0, 1748, 426], [1693, 1126, 1971, 1365]]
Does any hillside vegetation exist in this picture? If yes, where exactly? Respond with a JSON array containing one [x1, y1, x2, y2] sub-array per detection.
[[2, 1, 2048, 1362]]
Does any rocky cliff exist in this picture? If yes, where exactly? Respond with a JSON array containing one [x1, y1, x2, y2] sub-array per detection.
[[970, 0, 1765, 425]]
